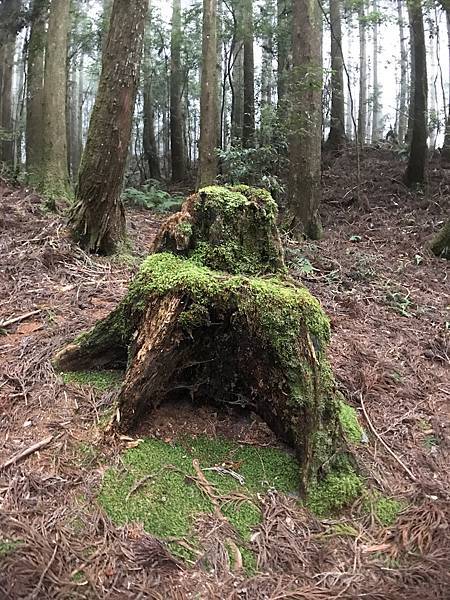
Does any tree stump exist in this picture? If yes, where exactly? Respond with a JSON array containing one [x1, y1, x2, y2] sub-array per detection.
[[54, 186, 343, 492]]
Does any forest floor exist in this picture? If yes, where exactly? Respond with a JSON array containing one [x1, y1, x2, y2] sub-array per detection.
[[0, 148, 449, 599]]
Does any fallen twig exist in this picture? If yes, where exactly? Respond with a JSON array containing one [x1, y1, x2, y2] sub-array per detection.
[[0, 309, 41, 329], [0, 435, 54, 471], [359, 392, 417, 482]]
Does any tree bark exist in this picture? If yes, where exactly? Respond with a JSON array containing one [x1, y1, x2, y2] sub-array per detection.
[[230, 24, 244, 144], [397, 0, 408, 144], [198, 0, 218, 187], [0, 38, 15, 165], [69, 0, 148, 254], [326, 0, 346, 150], [170, 0, 185, 181], [441, 4, 450, 163], [38, 0, 70, 199], [0, 0, 21, 165], [242, 0, 255, 148], [142, 0, 160, 180], [287, 0, 323, 240], [371, 0, 382, 142], [26, 0, 48, 178], [276, 0, 289, 111], [358, 1, 367, 146], [405, 0, 428, 186]]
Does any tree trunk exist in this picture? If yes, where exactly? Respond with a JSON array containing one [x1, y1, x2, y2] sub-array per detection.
[[230, 29, 244, 144], [69, 0, 148, 254], [0, 38, 15, 165], [68, 58, 82, 181], [276, 0, 289, 111], [441, 5, 450, 163], [260, 1, 274, 110], [26, 0, 48, 178], [358, 1, 367, 146], [242, 0, 255, 148], [345, 14, 354, 139], [53, 186, 343, 495], [405, 1, 428, 186], [198, 0, 218, 187], [170, 0, 185, 181], [430, 216, 450, 258], [371, 0, 382, 142], [0, 0, 21, 166], [326, 0, 346, 150], [37, 0, 70, 200], [142, 0, 160, 180], [143, 80, 161, 181], [397, 0, 408, 144], [287, 0, 323, 240]]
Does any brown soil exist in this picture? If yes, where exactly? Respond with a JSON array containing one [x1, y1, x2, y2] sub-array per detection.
[[0, 149, 449, 599]]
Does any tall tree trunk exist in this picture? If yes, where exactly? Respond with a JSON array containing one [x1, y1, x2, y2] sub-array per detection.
[[261, 2, 274, 109], [69, 0, 148, 254], [26, 0, 48, 177], [287, 0, 322, 240], [68, 59, 80, 181], [371, 0, 382, 142], [397, 0, 408, 144], [405, 1, 428, 186], [230, 5, 244, 144], [142, 3, 161, 181], [242, 0, 255, 148], [0, 38, 15, 165], [326, 0, 346, 150], [13, 37, 26, 169], [73, 55, 84, 178], [0, 0, 21, 165], [345, 14, 354, 139], [170, 0, 185, 181], [441, 4, 450, 163], [38, 0, 70, 199], [358, 1, 367, 146], [198, 0, 218, 187], [276, 0, 289, 110]]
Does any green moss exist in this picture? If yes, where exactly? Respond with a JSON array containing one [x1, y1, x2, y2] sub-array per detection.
[[61, 370, 123, 391], [0, 539, 21, 558], [128, 254, 330, 358], [176, 221, 193, 237], [98, 436, 299, 565], [180, 185, 283, 275], [306, 464, 364, 516], [339, 400, 363, 444], [363, 492, 406, 526]]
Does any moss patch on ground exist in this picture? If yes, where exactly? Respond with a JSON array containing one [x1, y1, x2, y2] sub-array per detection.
[[61, 370, 123, 391], [98, 436, 299, 565], [0, 539, 21, 558], [363, 492, 406, 526]]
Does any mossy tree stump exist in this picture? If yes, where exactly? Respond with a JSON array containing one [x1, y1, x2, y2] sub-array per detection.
[[54, 186, 343, 492]]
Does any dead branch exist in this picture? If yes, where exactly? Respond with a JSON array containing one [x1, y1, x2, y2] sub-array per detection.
[[0, 435, 54, 471]]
